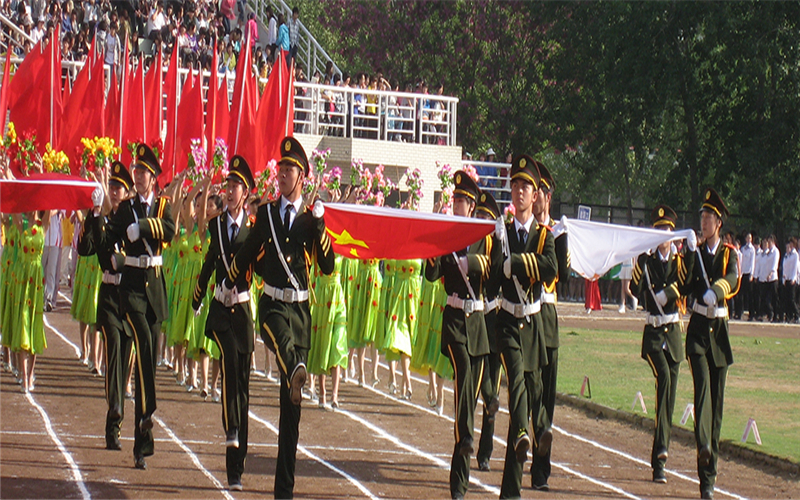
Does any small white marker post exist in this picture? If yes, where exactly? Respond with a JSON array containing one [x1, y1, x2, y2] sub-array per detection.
[[631, 391, 647, 413], [680, 403, 695, 425], [580, 376, 591, 398], [741, 418, 762, 445]]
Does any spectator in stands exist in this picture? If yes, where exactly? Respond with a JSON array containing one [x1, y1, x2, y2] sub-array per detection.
[[196, 8, 208, 30], [323, 60, 334, 85], [266, 5, 277, 55], [16, 1, 33, 31], [82, 0, 98, 30], [61, 2, 74, 32], [146, 1, 166, 39], [219, 0, 234, 34], [117, 8, 130, 45], [31, 17, 46, 42], [287, 6, 299, 66], [30, 0, 45, 25], [73, 27, 89, 59], [221, 40, 236, 74], [104, 21, 119, 69], [245, 12, 257, 47], [276, 12, 289, 67]]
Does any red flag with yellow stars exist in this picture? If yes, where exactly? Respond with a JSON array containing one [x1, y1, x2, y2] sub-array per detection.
[[323, 203, 495, 260]]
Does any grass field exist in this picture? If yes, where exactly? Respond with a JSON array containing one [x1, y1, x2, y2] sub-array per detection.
[[557, 326, 800, 464]]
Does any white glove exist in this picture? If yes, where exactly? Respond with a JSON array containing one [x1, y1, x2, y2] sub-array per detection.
[[91, 186, 104, 208], [655, 290, 668, 307], [703, 289, 717, 307], [495, 217, 506, 243], [126, 223, 140, 242], [457, 256, 469, 275], [560, 215, 568, 233], [312, 200, 325, 219], [687, 230, 697, 252], [194, 303, 203, 317], [503, 257, 511, 279]]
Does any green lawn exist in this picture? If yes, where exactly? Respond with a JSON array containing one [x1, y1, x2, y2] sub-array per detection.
[[557, 327, 800, 464]]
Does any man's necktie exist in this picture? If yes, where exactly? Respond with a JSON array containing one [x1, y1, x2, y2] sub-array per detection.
[[284, 205, 294, 229], [518, 227, 528, 245], [230, 221, 238, 242]]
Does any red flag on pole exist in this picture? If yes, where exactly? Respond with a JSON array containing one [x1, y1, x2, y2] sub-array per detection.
[[6, 40, 44, 111], [254, 50, 293, 172], [214, 73, 230, 151], [59, 54, 92, 171], [160, 45, 181, 184], [122, 60, 146, 163], [0, 48, 14, 125], [105, 67, 120, 148], [228, 32, 256, 156], [205, 42, 219, 162], [144, 48, 163, 145], [173, 68, 204, 176]]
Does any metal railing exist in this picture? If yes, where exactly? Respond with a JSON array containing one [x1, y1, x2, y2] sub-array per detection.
[[0, 12, 36, 53], [462, 160, 512, 206], [246, 0, 341, 80]]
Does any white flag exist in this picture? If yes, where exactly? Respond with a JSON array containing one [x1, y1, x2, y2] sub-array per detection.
[[552, 217, 693, 280]]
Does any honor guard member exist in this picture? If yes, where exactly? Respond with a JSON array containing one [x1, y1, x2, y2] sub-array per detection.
[[473, 191, 503, 473], [80, 161, 134, 451], [681, 188, 739, 500], [493, 155, 558, 499], [630, 205, 684, 484], [529, 161, 569, 491], [193, 156, 259, 491], [107, 144, 175, 470], [425, 172, 501, 500], [223, 137, 335, 499]]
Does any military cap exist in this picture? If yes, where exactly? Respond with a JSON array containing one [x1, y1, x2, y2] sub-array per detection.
[[475, 191, 500, 219], [227, 155, 256, 192], [700, 188, 729, 220], [278, 136, 309, 175], [509, 154, 540, 189], [537, 161, 555, 193], [109, 160, 133, 191], [651, 204, 677, 229], [452, 170, 480, 203], [133, 143, 161, 177]]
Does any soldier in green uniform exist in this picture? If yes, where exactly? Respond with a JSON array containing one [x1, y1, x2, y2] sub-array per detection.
[[81, 161, 134, 451], [425, 172, 502, 499], [193, 156, 259, 491], [474, 192, 502, 473], [682, 188, 739, 500], [106, 144, 175, 470], [630, 205, 685, 484], [529, 162, 569, 491], [493, 155, 558, 499], [223, 137, 335, 499]]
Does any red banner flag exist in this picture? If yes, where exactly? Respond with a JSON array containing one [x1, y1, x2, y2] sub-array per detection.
[[0, 49, 13, 125], [160, 45, 181, 184], [0, 174, 99, 213], [144, 48, 163, 146], [321, 204, 495, 260]]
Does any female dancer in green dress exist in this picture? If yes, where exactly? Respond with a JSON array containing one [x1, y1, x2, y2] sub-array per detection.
[[380, 259, 422, 399], [70, 210, 103, 373]]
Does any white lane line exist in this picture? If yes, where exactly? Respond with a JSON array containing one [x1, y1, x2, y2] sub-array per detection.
[[152, 415, 234, 500], [555, 426, 748, 500], [58, 291, 73, 304], [24, 392, 91, 500], [248, 411, 378, 500], [43, 314, 81, 358], [356, 372, 640, 499]]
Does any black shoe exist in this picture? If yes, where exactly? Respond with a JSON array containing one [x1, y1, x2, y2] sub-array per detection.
[[226, 428, 239, 448], [139, 416, 153, 433], [485, 396, 500, 423], [653, 470, 667, 484], [134, 455, 147, 470], [514, 432, 531, 464], [532, 482, 550, 492], [698, 445, 712, 467], [701, 488, 714, 499], [229, 477, 243, 491], [536, 428, 553, 457], [477, 460, 490, 472], [656, 447, 668, 460], [106, 435, 122, 450], [290, 364, 307, 405], [451, 491, 464, 500], [458, 436, 474, 457]]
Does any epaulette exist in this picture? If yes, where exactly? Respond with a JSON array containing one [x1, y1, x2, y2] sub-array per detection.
[[543, 224, 553, 232], [248, 214, 256, 225], [723, 243, 736, 251]]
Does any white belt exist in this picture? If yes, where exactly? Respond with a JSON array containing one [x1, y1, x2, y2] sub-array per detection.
[[691, 301, 728, 319], [102, 271, 121, 286], [263, 283, 309, 303], [541, 292, 556, 304], [645, 312, 680, 327], [125, 255, 163, 268], [484, 298, 499, 312], [214, 285, 251, 307], [500, 298, 541, 318], [446, 295, 484, 315]]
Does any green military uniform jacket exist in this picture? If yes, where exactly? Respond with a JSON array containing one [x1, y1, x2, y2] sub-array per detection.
[[630, 247, 684, 363], [682, 242, 739, 367], [425, 234, 502, 357], [106, 195, 175, 322], [225, 199, 335, 349], [495, 220, 558, 372], [194, 212, 260, 354], [540, 217, 569, 349]]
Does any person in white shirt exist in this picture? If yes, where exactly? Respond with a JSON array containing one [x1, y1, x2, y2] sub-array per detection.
[[781, 240, 799, 323], [266, 5, 277, 49], [752, 239, 765, 320], [762, 235, 780, 322], [146, 2, 166, 39], [30, 18, 45, 42], [739, 232, 756, 320], [104, 22, 120, 69], [42, 210, 64, 311]]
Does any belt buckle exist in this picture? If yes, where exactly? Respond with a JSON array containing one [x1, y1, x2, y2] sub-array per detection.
[[224, 293, 233, 308], [463, 300, 474, 315], [139, 255, 149, 268], [283, 288, 295, 302], [514, 304, 524, 318]]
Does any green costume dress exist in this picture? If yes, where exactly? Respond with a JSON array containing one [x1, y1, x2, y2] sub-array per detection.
[[347, 258, 382, 349], [160, 232, 178, 335], [380, 259, 421, 361], [1, 224, 20, 347], [12, 219, 46, 354], [167, 227, 197, 347], [70, 232, 101, 326], [410, 274, 453, 378], [308, 256, 349, 375], [187, 229, 220, 360]]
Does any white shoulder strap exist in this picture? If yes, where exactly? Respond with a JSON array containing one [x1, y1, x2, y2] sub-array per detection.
[[217, 216, 230, 273]]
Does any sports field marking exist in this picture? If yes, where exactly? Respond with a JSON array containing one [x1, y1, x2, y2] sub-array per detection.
[[248, 411, 379, 500], [152, 415, 235, 500], [555, 426, 748, 500], [43, 314, 81, 358], [24, 392, 91, 500], [58, 291, 73, 304]]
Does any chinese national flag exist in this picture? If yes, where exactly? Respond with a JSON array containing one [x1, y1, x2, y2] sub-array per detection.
[[322, 204, 495, 260], [0, 174, 99, 213]]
